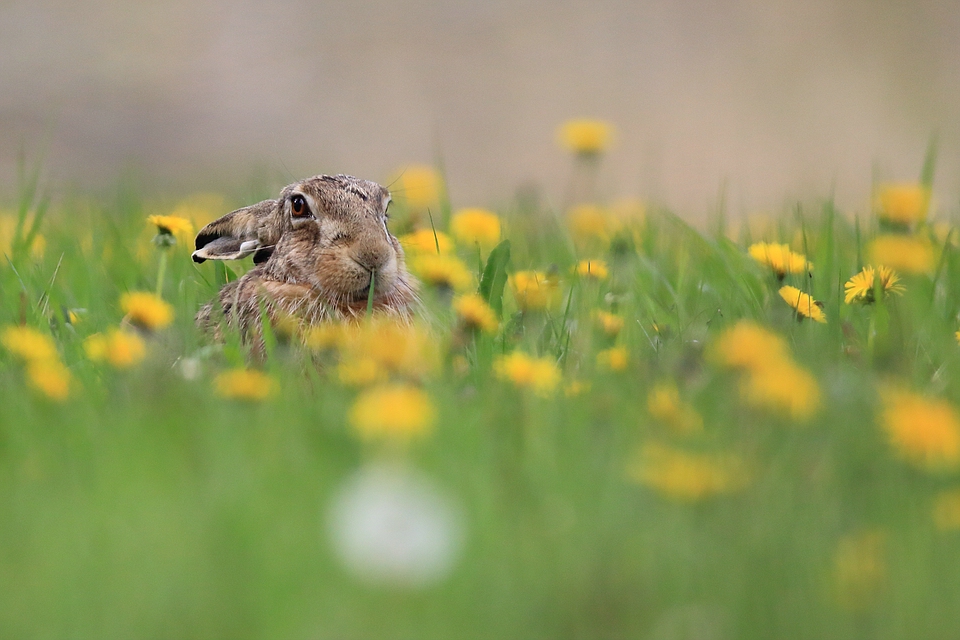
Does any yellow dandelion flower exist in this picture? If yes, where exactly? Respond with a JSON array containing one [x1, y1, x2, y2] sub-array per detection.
[[874, 183, 930, 225], [879, 389, 960, 470], [392, 165, 442, 210], [120, 292, 174, 331], [739, 359, 821, 421], [574, 259, 609, 280], [25, 359, 71, 401], [147, 214, 194, 238], [779, 285, 827, 323], [564, 379, 590, 397], [566, 204, 620, 244], [593, 310, 624, 337], [410, 253, 473, 291], [494, 351, 561, 396], [451, 208, 501, 250], [510, 270, 561, 311], [338, 356, 388, 387], [844, 265, 906, 304], [627, 442, 748, 501], [748, 242, 812, 278], [0, 213, 45, 260], [933, 489, 960, 532], [710, 321, 790, 372], [338, 320, 440, 380], [867, 235, 935, 275], [596, 346, 629, 371], [1, 325, 58, 362], [302, 323, 349, 352], [167, 193, 227, 228], [647, 383, 704, 434], [214, 368, 276, 401], [557, 119, 614, 155], [956, 330, 960, 345], [83, 329, 146, 369], [832, 530, 888, 611], [453, 293, 499, 333], [399, 228, 455, 255], [348, 383, 436, 439]]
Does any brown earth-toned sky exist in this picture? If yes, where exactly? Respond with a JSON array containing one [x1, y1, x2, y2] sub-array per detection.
[[1, 0, 958, 217]]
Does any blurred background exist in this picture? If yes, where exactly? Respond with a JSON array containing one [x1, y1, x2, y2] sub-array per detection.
[[1, 0, 958, 217]]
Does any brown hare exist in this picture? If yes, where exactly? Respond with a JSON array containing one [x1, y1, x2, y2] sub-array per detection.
[[193, 174, 418, 341]]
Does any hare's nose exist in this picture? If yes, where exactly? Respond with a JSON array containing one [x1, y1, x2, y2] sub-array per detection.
[[352, 247, 390, 272]]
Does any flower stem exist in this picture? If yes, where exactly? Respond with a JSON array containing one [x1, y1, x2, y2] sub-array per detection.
[[156, 250, 168, 297], [366, 270, 376, 318]]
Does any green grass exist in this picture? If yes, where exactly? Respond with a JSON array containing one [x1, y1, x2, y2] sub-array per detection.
[[2, 167, 960, 639]]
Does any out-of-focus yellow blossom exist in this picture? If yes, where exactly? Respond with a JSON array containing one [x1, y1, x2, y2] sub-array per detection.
[[120, 292, 174, 331], [933, 489, 960, 532], [451, 208, 501, 250], [410, 253, 473, 291], [647, 383, 704, 434], [564, 379, 590, 397], [399, 228, 455, 255], [167, 193, 227, 228], [557, 119, 614, 155], [593, 310, 624, 337], [214, 368, 276, 401], [1, 325, 58, 362], [832, 530, 887, 611], [302, 323, 349, 352], [338, 356, 388, 387], [596, 346, 629, 371], [956, 329, 960, 345], [25, 359, 71, 401], [392, 165, 442, 210], [709, 321, 790, 372], [0, 213, 45, 259], [867, 235, 935, 275], [348, 383, 436, 439], [337, 320, 439, 380], [510, 270, 561, 311], [779, 286, 827, 323], [84, 329, 146, 368], [874, 183, 930, 225], [566, 204, 621, 244], [453, 293, 499, 333], [748, 242, 812, 278], [879, 388, 960, 470], [844, 265, 905, 304], [739, 359, 821, 421], [494, 351, 561, 396], [627, 442, 748, 501], [147, 215, 194, 239], [610, 198, 646, 225], [574, 259, 609, 280]]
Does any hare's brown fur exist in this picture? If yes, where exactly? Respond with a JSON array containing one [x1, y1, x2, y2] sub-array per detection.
[[195, 175, 417, 342]]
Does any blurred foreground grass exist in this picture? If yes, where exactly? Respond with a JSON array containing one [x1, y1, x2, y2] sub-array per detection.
[[3, 141, 960, 638]]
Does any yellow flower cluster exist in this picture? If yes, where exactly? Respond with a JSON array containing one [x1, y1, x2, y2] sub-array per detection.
[[453, 294, 498, 334], [147, 214, 194, 238], [596, 346, 629, 371], [867, 235, 935, 275], [510, 271, 560, 311], [627, 442, 748, 501], [399, 229, 455, 255], [778, 285, 827, 323], [566, 204, 622, 245], [592, 310, 624, 337], [879, 388, 960, 471], [120, 292, 174, 331], [392, 165, 442, 211], [748, 242, 812, 278], [710, 321, 820, 420], [557, 119, 614, 155], [647, 383, 703, 434], [0, 213, 45, 260], [214, 368, 276, 401], [84, 329, 146, 368], [574, 259, 609, 281], [844, 265, 905, 304], [348, 383, 436, 440], [1, 325, 71, 401], [409, 253, 473, 291], [494, 351, 561, 396], [874, 183, 930, 225], [451, 208, 501, 250]]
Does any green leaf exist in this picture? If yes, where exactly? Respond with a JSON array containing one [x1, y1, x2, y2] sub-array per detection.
[[479, 239, 511, 318]]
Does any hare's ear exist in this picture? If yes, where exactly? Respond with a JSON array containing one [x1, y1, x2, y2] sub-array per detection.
[[192, 200, 278, 263]]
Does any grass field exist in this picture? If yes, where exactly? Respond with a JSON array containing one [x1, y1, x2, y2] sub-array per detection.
[[3, 134, 960, 638]]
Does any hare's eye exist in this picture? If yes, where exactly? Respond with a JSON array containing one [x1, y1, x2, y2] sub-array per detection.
[[291, 194, 310, 217]]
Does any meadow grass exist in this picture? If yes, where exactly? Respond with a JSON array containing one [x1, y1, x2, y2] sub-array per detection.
[[2, 154, 960, 639]]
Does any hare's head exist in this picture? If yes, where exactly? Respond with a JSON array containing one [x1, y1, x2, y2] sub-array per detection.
[[194, 174, 414, 311]]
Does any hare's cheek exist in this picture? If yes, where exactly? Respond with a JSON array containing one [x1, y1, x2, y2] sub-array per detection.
[[316, 252, 371, 294]]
